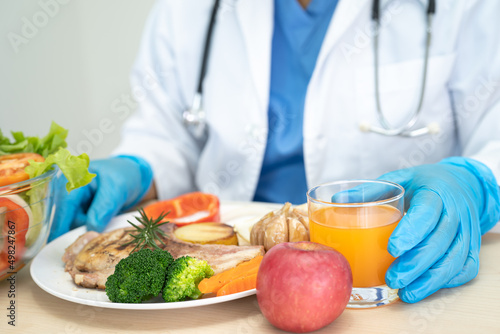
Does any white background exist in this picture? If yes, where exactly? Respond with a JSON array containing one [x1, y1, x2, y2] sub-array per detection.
[[0, 0, 155, 159]]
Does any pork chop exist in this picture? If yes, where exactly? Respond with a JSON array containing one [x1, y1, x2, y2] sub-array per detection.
[[63, 223, 265, 289]]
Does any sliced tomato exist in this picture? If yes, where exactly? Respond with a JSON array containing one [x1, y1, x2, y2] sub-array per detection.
[[144, 192, 220, 226], [0, 197, 30, 273], [0, 153, 44, 187]]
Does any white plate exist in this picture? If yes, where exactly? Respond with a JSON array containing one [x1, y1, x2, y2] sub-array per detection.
[[30, 201, 279, 310]]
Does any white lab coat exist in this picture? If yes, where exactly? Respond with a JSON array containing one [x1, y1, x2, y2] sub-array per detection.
[[114, 0, 500, 202]]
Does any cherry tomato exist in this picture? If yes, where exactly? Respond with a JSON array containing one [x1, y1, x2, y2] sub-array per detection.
[[144, 192, 220, 226], [0, 153, 44, 187], [0, 197, 30, 273]]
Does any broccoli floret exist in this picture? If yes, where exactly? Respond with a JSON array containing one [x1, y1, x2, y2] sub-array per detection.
[[105, 248, 174, 303], [162, 256, 214, 302]]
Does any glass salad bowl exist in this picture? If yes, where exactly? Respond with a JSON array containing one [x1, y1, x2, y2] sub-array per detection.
[[0, 169, 56, 281]]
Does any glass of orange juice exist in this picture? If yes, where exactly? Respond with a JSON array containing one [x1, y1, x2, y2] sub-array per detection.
[[307, 180, 404, 308]]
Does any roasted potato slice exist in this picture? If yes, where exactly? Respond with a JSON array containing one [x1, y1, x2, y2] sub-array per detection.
[[174, 222, 238, 245]]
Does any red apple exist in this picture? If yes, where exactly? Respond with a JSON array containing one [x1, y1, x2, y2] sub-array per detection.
[[256, 241, 352, 333]]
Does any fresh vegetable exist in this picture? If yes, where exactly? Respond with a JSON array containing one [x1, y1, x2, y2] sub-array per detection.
[[23, 188, 43, 247], [122, 208, 169, 252], [0, 153, 44, 187], [0, 122, 67, 156], [24, 148, 95, 192], [217, 273, 258, 297], [250, 203, 309, 251], [1, 122, 95, 278], [198, 255, 263, 294], [162, 256, 214, 302], [105, 248, 174, 303], [174, 222, 238, 245], [0, 121, 95, 191], [2, 195, 35, 242], [0, 197, 31, 272], [144, 192, 220, 226], [105, 249, 215, 304]]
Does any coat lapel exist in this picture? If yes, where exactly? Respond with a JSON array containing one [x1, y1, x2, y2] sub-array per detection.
[[235, 0, 274, 113], [316, 0, 370, 66], [234, 0, 370, 110]]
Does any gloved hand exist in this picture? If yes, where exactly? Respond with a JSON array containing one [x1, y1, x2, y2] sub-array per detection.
[[48, 155, 153, 241], [379, 157, 500, 303]]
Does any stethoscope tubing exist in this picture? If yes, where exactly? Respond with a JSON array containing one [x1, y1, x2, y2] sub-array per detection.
[[184, 0, 439, 138], [370, 0, 436, 137], [182, 0, 221, 138], [197, 0, 221, 95]]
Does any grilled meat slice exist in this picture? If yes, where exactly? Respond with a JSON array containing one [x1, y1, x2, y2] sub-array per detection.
[[63, 224, 265, 289], [62, 230, 100, 264], [64, 228, 137, 289]]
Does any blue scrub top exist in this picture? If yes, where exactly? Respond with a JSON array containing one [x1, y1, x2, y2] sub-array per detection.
[[253, 0, 339, 204]]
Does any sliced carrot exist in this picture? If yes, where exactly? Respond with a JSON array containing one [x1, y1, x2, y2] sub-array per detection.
[[198, 255, 263, 294], [216, 273, 258, 297]]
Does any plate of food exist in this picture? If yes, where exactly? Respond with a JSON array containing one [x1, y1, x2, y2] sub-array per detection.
[[30, 200, 281, 310]]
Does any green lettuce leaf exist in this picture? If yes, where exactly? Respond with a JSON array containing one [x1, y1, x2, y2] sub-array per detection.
[[25, 147, 96, 192], [0, 121, 68, 156], [38, 121, 68, 156], [1, 122, 94, 192]]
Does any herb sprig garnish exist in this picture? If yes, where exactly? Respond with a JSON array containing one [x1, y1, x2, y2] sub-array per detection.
[[123, 208, 169, 252]]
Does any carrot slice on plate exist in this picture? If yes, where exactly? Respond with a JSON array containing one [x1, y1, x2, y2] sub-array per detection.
[[198, 255, 263, 294], [216, 273, 258, 297]]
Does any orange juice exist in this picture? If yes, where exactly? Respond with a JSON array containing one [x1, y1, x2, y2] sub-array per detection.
[[309, 205, 401, 287]]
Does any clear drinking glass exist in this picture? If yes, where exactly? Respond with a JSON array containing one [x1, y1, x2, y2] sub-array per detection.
[[0, 169, 56, 281], [307, 180, 404, 308]]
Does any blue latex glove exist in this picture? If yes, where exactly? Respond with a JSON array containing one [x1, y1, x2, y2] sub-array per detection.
[[48, 155, 153, 241], [379, 157, 500, 303]]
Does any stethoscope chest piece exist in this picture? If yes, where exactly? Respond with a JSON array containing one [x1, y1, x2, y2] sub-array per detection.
[[183, 92, 207, 139]]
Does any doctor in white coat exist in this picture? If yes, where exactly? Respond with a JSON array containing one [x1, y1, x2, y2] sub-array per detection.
[[51, 0, 500, 303]]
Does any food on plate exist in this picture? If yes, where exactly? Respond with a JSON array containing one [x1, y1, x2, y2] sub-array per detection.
[[250, 207, 287, 250], [0, 153, 44, 187], [232, 217, 257, 246], [63, 222, 264, 289], [174, 222, 238, 245], [61, 230, 100, 263], [122, 208, 168, 252], [216, 272, 257, 297], [105, 248, 174, 303], [294, 203, 309, 230], [198, 255, 263, 294], [105, 247, 213, 303], [162, 256, 214, 302], [143, 192, 220, 226], [250, 202, 309, 251], [256, 241, 352, 333]]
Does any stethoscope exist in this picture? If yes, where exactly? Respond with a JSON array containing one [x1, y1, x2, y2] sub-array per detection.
[[360, 0, 439, 137], [183, 0, 220, 139], [183, 0, 440, 139]]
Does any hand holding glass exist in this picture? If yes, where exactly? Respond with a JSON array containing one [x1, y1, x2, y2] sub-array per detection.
[[307, 180, 404, 308]]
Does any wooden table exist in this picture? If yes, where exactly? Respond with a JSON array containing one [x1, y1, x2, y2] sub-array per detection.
[[2, 220, 499, 334]]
